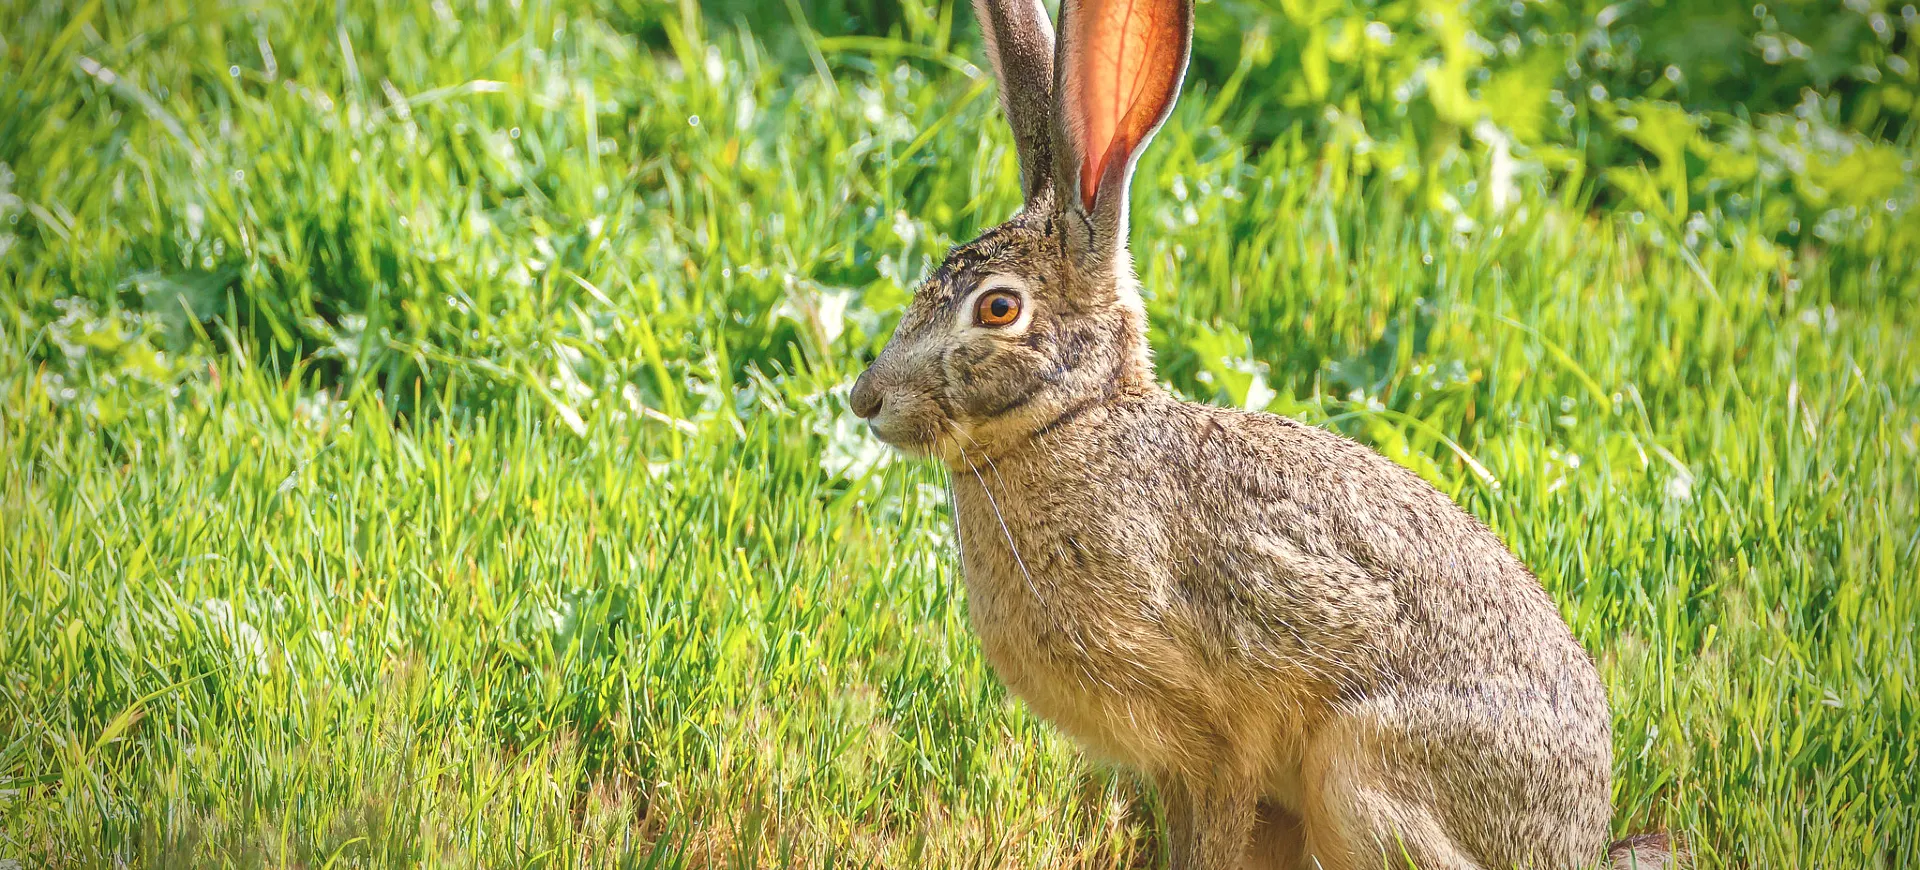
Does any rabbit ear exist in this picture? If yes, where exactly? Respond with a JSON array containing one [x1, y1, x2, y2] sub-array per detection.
[[1051, 0, 1192, 259], [972, 0, 1058, 206]]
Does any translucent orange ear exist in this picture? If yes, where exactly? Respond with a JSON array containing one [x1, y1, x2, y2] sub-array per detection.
[[1058, 0, 1192, 213]]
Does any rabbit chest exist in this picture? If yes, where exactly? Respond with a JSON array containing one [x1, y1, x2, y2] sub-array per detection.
[[948, 472, 1225, 768]]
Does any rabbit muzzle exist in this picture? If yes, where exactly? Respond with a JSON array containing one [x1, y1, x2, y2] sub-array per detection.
[[850, 342, 949, 456]]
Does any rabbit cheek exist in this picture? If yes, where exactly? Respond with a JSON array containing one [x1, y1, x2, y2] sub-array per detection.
[[951, 343, 1047, 423]]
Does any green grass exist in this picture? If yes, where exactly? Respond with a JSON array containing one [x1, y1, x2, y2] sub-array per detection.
[[3, 0, 1918, 867]]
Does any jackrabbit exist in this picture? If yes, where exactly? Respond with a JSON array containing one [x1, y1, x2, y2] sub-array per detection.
[[848, 1, 1678, 867]]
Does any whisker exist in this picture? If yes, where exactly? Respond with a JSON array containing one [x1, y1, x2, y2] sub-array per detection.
[[945, 421, 1106, 688], [948, 422, 1043, 604], [943, 418, 1022, 497]]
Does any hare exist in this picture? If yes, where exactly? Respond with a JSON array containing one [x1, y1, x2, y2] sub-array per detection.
[[849, 1, 1679, 868]]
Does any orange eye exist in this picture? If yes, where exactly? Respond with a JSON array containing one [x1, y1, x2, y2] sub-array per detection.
[[974, 289, 1022, 327]]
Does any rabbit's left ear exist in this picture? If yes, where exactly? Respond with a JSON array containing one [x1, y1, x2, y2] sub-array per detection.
[[972, 0, 1059, 207], [1051, 0, 1192, 263]]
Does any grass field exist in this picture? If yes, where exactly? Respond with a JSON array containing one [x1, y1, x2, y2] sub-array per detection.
[[4, 0, 1918, 867]]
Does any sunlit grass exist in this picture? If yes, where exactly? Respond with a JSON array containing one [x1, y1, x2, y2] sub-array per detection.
[[2, 0, 1916, 867]]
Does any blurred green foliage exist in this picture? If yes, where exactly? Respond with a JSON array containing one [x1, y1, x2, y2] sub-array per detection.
[[1185, 0, 1920, 268]]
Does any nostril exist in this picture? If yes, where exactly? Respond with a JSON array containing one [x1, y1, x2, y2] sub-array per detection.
[[850, 375, 883, 419]]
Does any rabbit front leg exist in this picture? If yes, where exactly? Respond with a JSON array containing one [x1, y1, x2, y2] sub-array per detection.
[[1159, 773, 1257, 870]]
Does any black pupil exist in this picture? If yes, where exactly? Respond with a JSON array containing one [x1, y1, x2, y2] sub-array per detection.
[[989, 296, 1012, 319]]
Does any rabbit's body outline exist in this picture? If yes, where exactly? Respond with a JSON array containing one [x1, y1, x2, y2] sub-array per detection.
[[849, 0, 1678, 865]]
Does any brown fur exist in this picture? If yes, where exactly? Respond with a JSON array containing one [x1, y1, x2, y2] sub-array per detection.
[[849, 3, 1677, 867]]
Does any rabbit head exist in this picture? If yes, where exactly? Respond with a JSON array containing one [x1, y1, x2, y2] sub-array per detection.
[[850, 0, 1193, 465]]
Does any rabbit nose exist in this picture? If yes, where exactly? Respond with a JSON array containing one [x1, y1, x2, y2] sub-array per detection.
[[850, 371, 883, 419]]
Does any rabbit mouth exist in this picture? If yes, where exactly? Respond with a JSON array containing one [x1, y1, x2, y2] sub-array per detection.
[[863, 416, 944, 457]]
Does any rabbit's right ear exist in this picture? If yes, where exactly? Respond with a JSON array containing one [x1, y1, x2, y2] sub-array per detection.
[[972, 0, 1058, 206], [1050, 0, 1192, 269]]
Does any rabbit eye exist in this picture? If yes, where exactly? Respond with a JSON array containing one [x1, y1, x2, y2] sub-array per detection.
[[974, 289, 1022, 328]]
